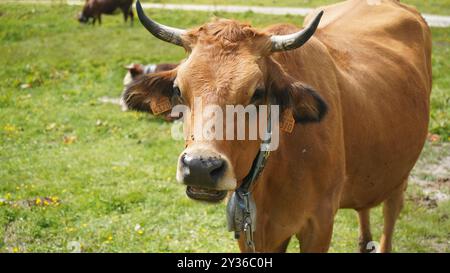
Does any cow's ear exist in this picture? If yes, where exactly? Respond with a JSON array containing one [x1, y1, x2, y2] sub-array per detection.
[[272, 81, 328, 124], [122, 70, 176, 115], [266, 58, 327, 124], [124, 64, 144, 78], [287, 82, 328, 123]]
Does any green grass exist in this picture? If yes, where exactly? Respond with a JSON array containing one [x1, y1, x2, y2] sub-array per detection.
[[143, 0, 450, 16], [0, 3, 449, 253]]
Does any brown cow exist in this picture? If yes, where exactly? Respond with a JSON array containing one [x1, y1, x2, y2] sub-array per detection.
[[123, 0, 431, 252], [78, 0, 134, 25], [123, 63, 178, 86], [121, 63, 178, 122]]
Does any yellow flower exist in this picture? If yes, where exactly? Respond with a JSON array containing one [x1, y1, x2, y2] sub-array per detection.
[[4, 124, 17, 134], [137, 229, 144, 235], [12, 247, 19, 253], [43, 200, 49, 206], [5, 193, 11, 200], [107, 235, 113, 241], [35, 197, 42, 205], [63, 135, 77, 144]]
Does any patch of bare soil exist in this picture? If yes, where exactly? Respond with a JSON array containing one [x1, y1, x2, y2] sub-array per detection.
[[410, 143, 450, 208]]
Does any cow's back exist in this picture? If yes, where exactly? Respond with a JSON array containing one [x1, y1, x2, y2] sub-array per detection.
[[306, 0, 432, 89]]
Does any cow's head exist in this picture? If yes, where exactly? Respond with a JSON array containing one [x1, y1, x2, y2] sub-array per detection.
[[78, 0, 92, 23], [123, 1, 327, 202]]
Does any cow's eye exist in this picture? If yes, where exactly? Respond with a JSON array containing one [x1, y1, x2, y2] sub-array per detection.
[[173, 85, 181, 97], [172, 85, 185, 105], [251, 88, 265, 105]]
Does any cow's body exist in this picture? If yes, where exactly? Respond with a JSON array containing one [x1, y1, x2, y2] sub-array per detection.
[[78, 0, 134, 25], [250, 0, 431, 252], [125, 0, 431, 252]]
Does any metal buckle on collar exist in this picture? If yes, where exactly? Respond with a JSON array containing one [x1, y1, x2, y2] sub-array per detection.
[[226, 190, 257, 249], [226, 104, 273, 252]]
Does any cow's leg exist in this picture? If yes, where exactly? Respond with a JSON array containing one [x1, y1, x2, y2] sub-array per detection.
[[357, 208, 373, 253], [92, 17, 96, 25], [98, 15, 102, 25], [123, 11, 128, 23], [121, 7, 128, 23], [297, 208, 335, 253], [129, 9, 134, 26], [380, 183, 405, 253]]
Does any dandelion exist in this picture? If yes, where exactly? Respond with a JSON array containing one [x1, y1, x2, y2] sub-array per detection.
[[12, 247, 19, 253], [134, 224, 145, 235], [63, 135, 77, 144], [43, 200, 49, 206], [4, 193, 11, 200], [35, 197, 42, 205], [4, 124, 17, 134]]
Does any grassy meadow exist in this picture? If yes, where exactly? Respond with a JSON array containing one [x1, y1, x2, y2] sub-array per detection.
[[144, 0, 450, 15], [0, 3, 449, 252]]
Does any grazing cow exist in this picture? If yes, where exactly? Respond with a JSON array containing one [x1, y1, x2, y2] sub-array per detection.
[[121, 63, 178, 122], [78, 0, 134, 25], [123, 0, 431, 252], [122, 63, 178, 86]]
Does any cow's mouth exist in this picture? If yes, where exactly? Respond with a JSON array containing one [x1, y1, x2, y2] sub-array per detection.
[[186, 186, 227, 203]]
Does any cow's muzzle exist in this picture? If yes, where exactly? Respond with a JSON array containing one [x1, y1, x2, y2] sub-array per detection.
[[178, 151, 230, 202], [185, 186, 227, 203], [77, 13, 89, 23]]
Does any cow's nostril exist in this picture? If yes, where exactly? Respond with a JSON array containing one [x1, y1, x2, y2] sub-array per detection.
[[209, 159, 225, 181], [181, 153, 188, 166]]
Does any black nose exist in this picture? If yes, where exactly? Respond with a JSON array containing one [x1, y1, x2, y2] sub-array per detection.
[[180, 153, 226, 188]]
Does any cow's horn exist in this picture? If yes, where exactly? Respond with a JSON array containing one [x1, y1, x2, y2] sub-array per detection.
[[135, 0, 186, 47], [270, 11, 324, 52]]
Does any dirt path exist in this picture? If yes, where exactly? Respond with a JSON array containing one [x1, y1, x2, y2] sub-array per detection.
[[4, 0, 450, 28], [410, 143, 450, 207]]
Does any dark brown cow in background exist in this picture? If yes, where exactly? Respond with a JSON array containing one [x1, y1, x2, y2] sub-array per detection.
[[78, 0, 134, 25], [123, 63, 178, 84]]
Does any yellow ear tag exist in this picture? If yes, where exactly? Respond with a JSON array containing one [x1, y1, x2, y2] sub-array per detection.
[[150, 97, 172, 115], [280, 109, 295, 133]]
